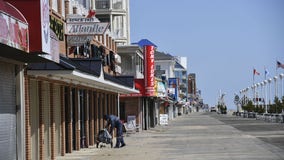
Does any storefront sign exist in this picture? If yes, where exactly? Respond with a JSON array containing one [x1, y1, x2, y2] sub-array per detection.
[[40, 0, 51, 54], [156, 81, 166, 97], [144, 45, 155, 96], [39, 30, 59, 62], [168, 78, 178, 101], [6, 0, 55, 61], [160, 114, 168, 125], [0, 11, 28, 52], [50, 15, 64, 41], [66, 17, 109, 35], [67, 35, 93, 46]]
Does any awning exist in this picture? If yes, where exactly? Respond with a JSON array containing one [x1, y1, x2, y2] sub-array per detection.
[[0, 0, 27, 23], [0, 43, 50, 63], [28, 56, 139, 94]]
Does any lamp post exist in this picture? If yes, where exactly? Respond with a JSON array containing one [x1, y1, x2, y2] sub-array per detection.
[[264, 80, 268, 113], [251, 85, 255, 104], [274, 76, 278, 99], [260, 82, 264, 110], [268, 78, 272, 106], [280, 73, 284, 99], [256, 83, 260, 109]]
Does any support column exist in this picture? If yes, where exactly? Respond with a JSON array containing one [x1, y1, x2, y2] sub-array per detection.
[[75, 88, 80, 151], [60, 86, 65, 156], [50, 84, 55, 160], [24, 71, 31, 160], [85, 90, 89, 148], [38, 81, 44, 160], [67, 86, 72, 153], [94, 91, 99, 140], [89, 90, 94, 146]]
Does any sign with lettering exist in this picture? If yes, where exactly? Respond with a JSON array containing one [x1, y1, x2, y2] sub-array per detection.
[[66, 17, 109, 35], [50, 15, 64, 41], [67, 35, 93, 46], [144, 45, 155, 96], [160, 114, 168, 125], [0, 11, 29, 52], [40, 0, 51, 54]]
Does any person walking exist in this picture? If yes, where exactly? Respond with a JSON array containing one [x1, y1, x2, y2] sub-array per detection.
[[104, 114, 126, 148]]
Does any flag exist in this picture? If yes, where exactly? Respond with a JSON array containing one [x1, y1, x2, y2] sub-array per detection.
[[264, 69, 269, 76], [253, 68, 260, 75], [87, 9, 96, 18], [264, 68, 269, 79], [277, 61, 284, 69]]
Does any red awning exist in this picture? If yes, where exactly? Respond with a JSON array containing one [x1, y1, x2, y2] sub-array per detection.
[[0, 0, 27, 23]]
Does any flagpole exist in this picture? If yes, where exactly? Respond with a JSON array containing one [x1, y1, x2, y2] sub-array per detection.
[[276, 59, 278, 76], [253, 68, 255, 106]]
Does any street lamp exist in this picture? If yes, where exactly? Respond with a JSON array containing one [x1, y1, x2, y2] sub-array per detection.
[[280, 73, 284, 98], [256, 83, 260, 108], [274, 76, 278, 99], [264, 80, 268, 113], [268, 78, 272, 106], [260, 82, 264, 110]]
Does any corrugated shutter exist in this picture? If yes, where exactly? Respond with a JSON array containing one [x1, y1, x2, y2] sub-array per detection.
[[0, 62, 16, 159]]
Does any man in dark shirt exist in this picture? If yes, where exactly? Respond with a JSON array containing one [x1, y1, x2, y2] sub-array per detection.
[[104, 114, 126, 148]]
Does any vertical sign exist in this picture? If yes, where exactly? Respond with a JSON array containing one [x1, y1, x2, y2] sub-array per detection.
[[40, 0, 50, 54], [144, 45, 155, 96]]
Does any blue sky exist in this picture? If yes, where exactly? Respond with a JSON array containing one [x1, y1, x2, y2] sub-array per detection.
[[129, 0, 284, 110]]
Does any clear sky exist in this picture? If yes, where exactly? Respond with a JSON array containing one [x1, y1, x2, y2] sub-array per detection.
[[129, 0, 284, 110]]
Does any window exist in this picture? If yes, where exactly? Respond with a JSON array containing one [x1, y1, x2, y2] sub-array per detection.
[[96, 0, 110, 9], [51, 0, 58, 12], [113, 0, 123, 9], [156, 65, 161, 70], [76, 0, 91, 8]]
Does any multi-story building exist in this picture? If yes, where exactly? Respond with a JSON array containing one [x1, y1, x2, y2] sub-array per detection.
[[94, 0, 130, 45], [155, 51, 178, 119], [188, 73, 197, 102], [174, 56, 188, 114], [3, 0, 137, 159], [119, 39, 162, 130]]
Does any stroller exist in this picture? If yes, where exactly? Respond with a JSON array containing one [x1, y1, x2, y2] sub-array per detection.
[[96, 128, 113, 148]]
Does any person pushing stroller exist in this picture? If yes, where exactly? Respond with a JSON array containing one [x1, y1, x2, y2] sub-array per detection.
[[104, 114, 126, 148]]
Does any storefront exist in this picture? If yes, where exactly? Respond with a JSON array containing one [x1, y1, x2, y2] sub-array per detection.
[[0, 1, 48, 159], [27, 55, 137, 159]]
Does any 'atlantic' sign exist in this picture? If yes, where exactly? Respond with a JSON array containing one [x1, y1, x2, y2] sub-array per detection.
[[66, 17, 109, 35]]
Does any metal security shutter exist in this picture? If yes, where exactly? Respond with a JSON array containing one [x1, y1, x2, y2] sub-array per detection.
[[0, 62, 16, 160]]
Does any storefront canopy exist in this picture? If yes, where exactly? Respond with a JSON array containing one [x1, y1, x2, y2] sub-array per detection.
[[28, 56, 139, 94]]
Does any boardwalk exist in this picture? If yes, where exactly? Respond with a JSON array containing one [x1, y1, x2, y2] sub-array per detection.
[[58, 112, 284, 160]]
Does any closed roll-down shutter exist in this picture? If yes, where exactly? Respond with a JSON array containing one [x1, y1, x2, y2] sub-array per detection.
[[0, 62, 16, 159]]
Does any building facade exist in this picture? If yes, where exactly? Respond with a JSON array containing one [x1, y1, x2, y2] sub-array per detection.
[[3, 0, 137, 159], [94, 0, 130, 45]]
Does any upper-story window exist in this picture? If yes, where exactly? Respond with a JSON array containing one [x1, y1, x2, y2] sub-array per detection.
[[96, 0, 110, 9], [156, 65, 161, 70], [51, 0, 58, 12], [76, 0, 91, 8], [113, 0, 123, 9]]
